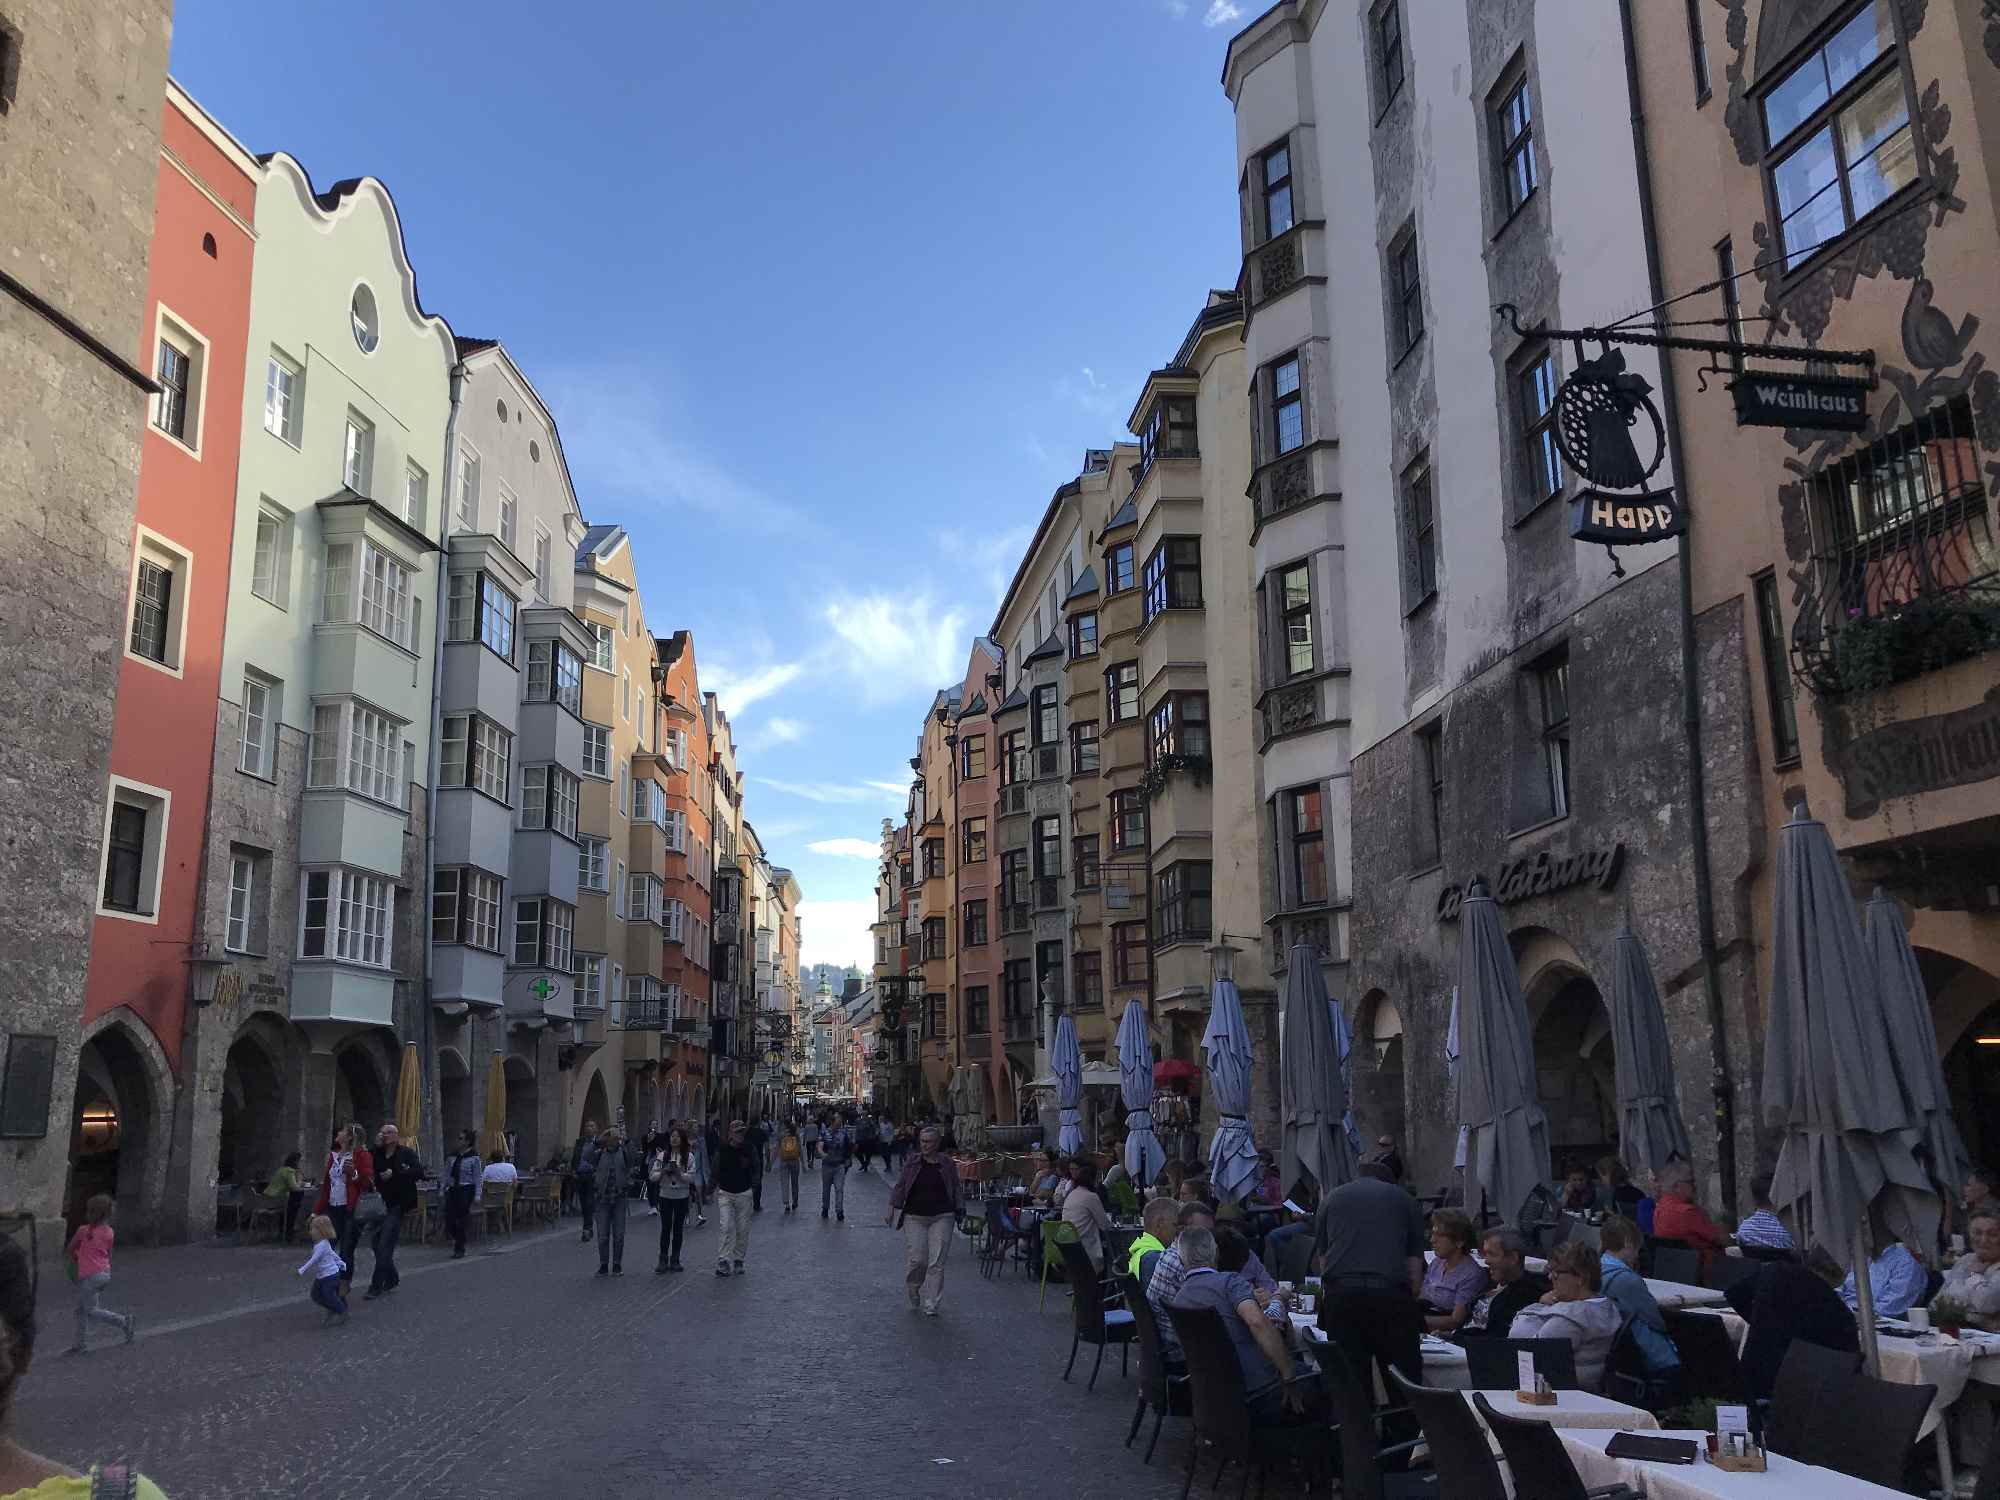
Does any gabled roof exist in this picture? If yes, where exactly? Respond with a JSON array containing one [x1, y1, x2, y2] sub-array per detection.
[[1100, 499, 1138, 537], [1024, 631, 1064, 664], [1065, 565, 1100, 601], [960, 692, 988, 717], [576, 523, 624, 565], [454, 336, 497, 357], [996, 683, 1029, 714]]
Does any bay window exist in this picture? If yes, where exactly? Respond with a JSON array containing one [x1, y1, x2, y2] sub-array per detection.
[[300, 868, 392, 967], [526, 638, 584, 715], [323, 540, 419, 651], [432, 867, 501, 951], [439, 713, 511, 801], [520, 765, 580, 838], [308, 699, 408, 808], [513, 897, 575, 972]]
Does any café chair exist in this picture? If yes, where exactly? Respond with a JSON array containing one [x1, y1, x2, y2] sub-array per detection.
[[1317, 1340, 1432, 1500], [978, 1199, 1028, 1280], [1763, 1337, 1865, 1459], [1173, 1305, 1332, 1500], [1386, 1370, 1507, 1500], [1120, 1274, 1191, 1465], [1605, 1317, 1682, 1410], [1647, 1243, 1702, 1287], [1663, 1308, 1749, 1403], [1471, 1393, 1638, 1499], [1798, 1367, 1934, 1489], [1038, 1219, 1080, 1312], [1057, 1240, 1133, 1390], [1464, 1337, 1579, 1392]]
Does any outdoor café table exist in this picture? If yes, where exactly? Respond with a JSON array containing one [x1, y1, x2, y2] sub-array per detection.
[[1427, 1247, 1550, 1276], [1287, 1313, 1471, 1390], [1557, 1428, 1915, 1499], [1645, 1276, 1726, 1309], [1461, 1387, 1661, 1432]]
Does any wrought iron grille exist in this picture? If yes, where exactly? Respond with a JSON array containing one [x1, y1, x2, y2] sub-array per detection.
[[1793, 395, 2000, 696]]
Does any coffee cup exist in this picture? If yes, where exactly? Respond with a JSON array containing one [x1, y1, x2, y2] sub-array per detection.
[[1908, 1307, 1931, 1330]]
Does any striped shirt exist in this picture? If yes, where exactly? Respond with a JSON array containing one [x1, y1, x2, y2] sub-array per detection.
[[1735, 1208, 1796, 1251]]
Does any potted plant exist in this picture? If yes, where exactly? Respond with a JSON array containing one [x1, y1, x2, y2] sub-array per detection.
[[1930, 1293, 1971, 1338]]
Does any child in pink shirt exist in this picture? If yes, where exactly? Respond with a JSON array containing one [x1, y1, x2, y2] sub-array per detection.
[[65, 1194, 135, 1353]]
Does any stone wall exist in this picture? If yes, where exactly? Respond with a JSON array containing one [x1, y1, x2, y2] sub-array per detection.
[[0, 0, 172, 1236]]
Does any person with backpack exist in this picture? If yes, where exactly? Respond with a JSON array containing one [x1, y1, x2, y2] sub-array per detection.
[[440, 1130, 482, 1259], [776, 1122, 803, 1212], [820, 1110, 853, 1221]]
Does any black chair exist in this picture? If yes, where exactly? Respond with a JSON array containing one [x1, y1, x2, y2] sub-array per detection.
[[1057, 1240, 1133, 1390], [1797, 1367, 1935, 1489], [1471, 1393, 1638, 1499], [1648, 1245, 1703, 1286], [1764, 1336, 1865, 1458], [1272, 1231, 1313, 1285], [979, 1198, 1028, 1279], [1120, 1275, 1190, 1465], [1976, 1450, 2000, 1500], [1463, 1336, 1579, 1391], [1386, 1370, 1507, 1500], [1604, 1316, 1680, 1409], [1317, 1340, 1432, 1500], [1703, 1253, 1761, 1294], [1664, 1309, 1749, 1403], [1173, 1305, 1332, 1500]]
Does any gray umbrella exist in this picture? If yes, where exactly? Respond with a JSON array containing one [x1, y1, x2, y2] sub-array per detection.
[[1764, 803, 1940, 1372], [1454, 876, 1550, 1226], [1052, 1008, 1084, 1155], [1280, 942, 1357, 1201], [1611, 922, 1693, 1176], [1865, 886, 1970, 1202], [1115, 997, 1166, 1186], [1203, 972, 1260, 1204]]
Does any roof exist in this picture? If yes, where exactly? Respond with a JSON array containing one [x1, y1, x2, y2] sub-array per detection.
[[1024, 631, 1064, 664], [960, 692, 988, 717], [1100, 499, 1138, 536], [576, 523, 624, 565], [453, 336, 498, 357], [996, 683, 1029, 713], [1065, 564, 1099, 601]]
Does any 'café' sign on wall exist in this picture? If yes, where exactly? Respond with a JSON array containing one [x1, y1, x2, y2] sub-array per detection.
[[1436, 842, 1625, 922]]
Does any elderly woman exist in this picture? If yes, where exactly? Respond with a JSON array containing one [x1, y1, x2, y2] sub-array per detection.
[[1509, 1240, 1624, 1391], [1421, 1208, 1491, 1334]]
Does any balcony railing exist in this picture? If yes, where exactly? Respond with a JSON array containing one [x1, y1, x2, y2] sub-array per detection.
[[625, 997, 666, 1030], [1793, 396, 1999, 697]]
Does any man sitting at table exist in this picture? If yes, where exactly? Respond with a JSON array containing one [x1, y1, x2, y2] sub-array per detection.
[[1150, 1202, 1276, 1368], [1650, 1160, 1729, 1275], [1724, 1243, 1856, 1401], [1597, 1215, 1680, 1379], [1462, 1227, 1548, 1340], [1127, 1197, 1180, 1287], [1733, 1173, 1796, 1254], [1169, 1227, 1324, 1425], [1838, 1236, 1929, 1319], [1507, 1240, 1624, 1391]]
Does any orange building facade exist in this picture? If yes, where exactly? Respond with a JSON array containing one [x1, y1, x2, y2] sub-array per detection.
[[657, 632, 714, 1119]]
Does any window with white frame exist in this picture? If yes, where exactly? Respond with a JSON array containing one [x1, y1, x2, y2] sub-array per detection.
[[519, 765, 580, 838], [614, 860, 626, 918], [622, 666, 632, 721], [453, 444, 480, 532], [299, 867, 391, 967], [238, 670, 281, 779], [617, 763, 629, 819], [152, 312, 205, 451], [527, 639, 584, 715], [534, 526, 553, 601], [127, 531, 191, 672], [431, 867, 502, 951], [98, 779, 169, 921], [225, 847, 269, 954], [583, 724, 610, 778], [263, 348, 304, 446], [587, 622, 614, 671], [630, 874, 664, 926], [513, 897, 574, 971], [497, 485, 518, 552], [578, 955, 605, 1012], [342, 410, 374, 495], [308, 699, 407, 808], [578, 836, 609, 891], [251, 502, 292, 608], [665, 898, 686, 944], [439, 712, 511, 801], [323, 541, 420, 651], [404, 462, 427, 532], [663, 728, 687, 769], [447, 571, 516, 662], [664, 808, 687, 853]]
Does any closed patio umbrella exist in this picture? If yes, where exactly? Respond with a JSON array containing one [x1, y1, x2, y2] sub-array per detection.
[[481, 1051, 508, 1160], [1115, 998, 1166, 1187], [1280, 942, 1356, 1201], [1611, 922, 1693, 1176], [1764, 804, 1940, 1375], [1865, 886, 1970, 1202], [1455, 877, 1550, 1226], [1446, 988, 1467, 1170], [1203, 963, 1260, 1205], [394, 1041, 423, 1147], [1052, 1008, 1084, 1155], [1327, 998, 1364, 1159]]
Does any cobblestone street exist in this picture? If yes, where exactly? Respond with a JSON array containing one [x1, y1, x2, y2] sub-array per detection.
[[18, 1170, 1198, 1499]]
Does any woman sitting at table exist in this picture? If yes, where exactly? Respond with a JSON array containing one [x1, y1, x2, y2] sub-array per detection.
[[1594, 1156, 1646, 1216], [1560, 1167, 1596, 1215], [1030, 1151, 1064, 1203], [1061, 1159, 1112, 1273], [1507, 1241, 1623, 1391], [1941, 1209, 2000, 1330], [1420, 1208, 1490, 1334]]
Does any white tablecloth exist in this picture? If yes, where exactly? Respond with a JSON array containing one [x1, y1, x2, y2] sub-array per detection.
[[1646, 1276, 1726, 1308], [1560, 1428, 1915, 1498], [1286, 1315, 1470, 1388], [1463, 1388, 1659, 1431]]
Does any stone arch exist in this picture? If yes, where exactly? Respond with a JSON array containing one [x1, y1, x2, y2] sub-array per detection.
[[578, 1068, 611, 1140], [332, 1035, 394, 1138], [1353, 989, 1405, 1154], [503, 1053, 537, 1166], [1513, 925, 1616, 1169], [437, 1046, 472, 1146], [1928, 948, 2000, 1167], [68, 1008, 176, 1240], [218, 1019, 290, 1188]]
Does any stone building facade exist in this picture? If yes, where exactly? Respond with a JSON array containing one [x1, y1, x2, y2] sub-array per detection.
[[0, 0, 173, 1240]]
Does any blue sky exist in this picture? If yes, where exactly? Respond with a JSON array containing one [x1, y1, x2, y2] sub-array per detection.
[[170, 0, 1247, 966]]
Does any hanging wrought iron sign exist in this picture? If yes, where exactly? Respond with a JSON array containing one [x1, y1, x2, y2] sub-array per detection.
[[1551, 345, 1686, 548], [1729, 371, 1870, 431]]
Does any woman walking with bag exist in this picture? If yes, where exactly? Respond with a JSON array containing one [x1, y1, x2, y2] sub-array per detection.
[[653, 1127, 695, 1272], [311, 1122, 374, 1299]]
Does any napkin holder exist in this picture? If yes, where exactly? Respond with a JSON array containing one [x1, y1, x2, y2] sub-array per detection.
[[1704, 1434, 1767, 1471], [1514, 1388, 1558, 1406]]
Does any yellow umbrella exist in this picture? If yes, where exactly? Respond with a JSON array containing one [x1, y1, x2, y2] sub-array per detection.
[[394, 1041, 423, 1145], [481, 1051, 508, 1159]]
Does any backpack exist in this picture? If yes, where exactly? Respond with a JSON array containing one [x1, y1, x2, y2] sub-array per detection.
[[779, 1134, 800, 1162]]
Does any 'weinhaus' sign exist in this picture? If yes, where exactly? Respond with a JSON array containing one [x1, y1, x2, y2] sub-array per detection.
[[1436, 843, 1625, 922], [1730, 373, 1870, 432]]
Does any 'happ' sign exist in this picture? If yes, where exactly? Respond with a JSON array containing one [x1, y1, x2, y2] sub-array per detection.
[[1730, 373, 1870, 431], [1570, 490, 1686, 545]]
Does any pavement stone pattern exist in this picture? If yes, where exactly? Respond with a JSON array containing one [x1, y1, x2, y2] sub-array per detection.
[[17, 1169, 1203, 1499]]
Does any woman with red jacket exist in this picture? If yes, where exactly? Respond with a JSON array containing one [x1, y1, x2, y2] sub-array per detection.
[[312, 1122, 375, 1295]]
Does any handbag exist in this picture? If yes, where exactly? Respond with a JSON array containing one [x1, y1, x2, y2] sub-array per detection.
[[354, 1190, 387, 1223]]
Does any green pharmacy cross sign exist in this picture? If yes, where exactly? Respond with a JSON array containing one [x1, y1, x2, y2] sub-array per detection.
[[530, 977, 559, 1002]]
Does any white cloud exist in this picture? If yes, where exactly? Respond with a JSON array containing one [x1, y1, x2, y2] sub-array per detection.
[[807, 837, 882, 859], [939, 522, 1037, 611], [758, 777, 905, 806], [1055, 364, 1122, 417], [702, 660, 806, 716], [744, 715, 805, 752], [1202, 0, 1244, 26], [798, 898, 877, 969], [1163, 0, 1189, 14], [821, 592, 969, 704]]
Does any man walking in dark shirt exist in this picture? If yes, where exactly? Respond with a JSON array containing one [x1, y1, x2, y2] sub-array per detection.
[[366, 1124, 423, 1299], [887, 1124, 962, 1315], [1315, 1161, 1427, 1392], [712, 1120, 760, 1278]]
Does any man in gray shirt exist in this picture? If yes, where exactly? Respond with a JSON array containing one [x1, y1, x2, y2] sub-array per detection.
[[1314, 1160, 1426, 1393], [1170, 1227, 1320, 1424]]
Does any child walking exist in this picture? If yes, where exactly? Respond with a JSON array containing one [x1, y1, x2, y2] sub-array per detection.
[[65, 1194, 135, 1353], [298, 1214, 349, 1325]]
